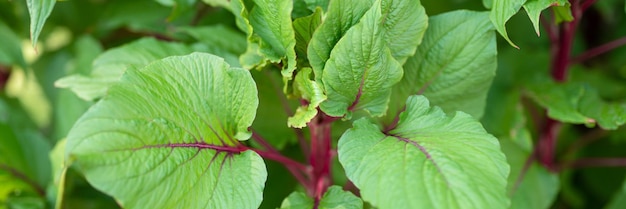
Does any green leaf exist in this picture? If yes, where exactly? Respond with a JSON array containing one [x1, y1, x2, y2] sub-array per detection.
[[387, 10, 496, 123], [320, 0, 414, 118], [288, 68, 326, 128], [307, 0, 375, 79], [55, 38, 195, 101], [379, 0, 428, 65], [553, 4, 574, 23], [523, 0, 568, 36], [293, 7, 323, 65], [202, 0, 231, 10], [490, 0, 527, 48], [304, 0, 329, 12], [65, 53, 267, 208], [26, 0, 56, 50], [248, 0, 297, 78], [338, 95, 510, 209], [280, 186, 363, 209], [501, 128, 559, 209], [180, 25, 247, 67], [578, 89, 626, 130], [0, 22, 27, 70], [526, 82, 626, 129], [606, 179, 626, 209], [484, 0, 493, 9]]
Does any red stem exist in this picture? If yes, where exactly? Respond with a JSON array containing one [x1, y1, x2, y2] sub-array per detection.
[[566, 158, 626, 169], [308, 113, 334, 207], [250, 131, 311, 189], [570, 37, 626, 64]]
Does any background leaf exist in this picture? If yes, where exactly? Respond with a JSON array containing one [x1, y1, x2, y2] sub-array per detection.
[[65, 53, 266, 209], [26, 0, 56, 49], [386, 10, 496, 125], [55, 38, 195, 101], [280, 186, 362, 209], [339, 95, 510, 209]]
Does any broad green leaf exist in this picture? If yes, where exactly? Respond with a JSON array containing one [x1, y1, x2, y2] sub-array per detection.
[[65, 53, 266, 209], [293, 7, 322, 65], [280, 186, 363, 209], [490, 0, 527, 48], [525, 82, 626, 129], [304, 0, 329, 12], [50, 139, 68, 209], [307, 0, 375, 79], [55, 38, 195, 101], [26, 0, 56, 50], [248, 0, 297, 79], [320, 0, 411, 118], [387, 10, 496, 124], [523, 0, 568, 35], [606, 179, 626, 209], [230, 0, 267, 70], [338, 96, 510, 209], [500, 124, 559, 209], [379, 0, 428, 64], [289, 68, 326, 128], [0, 22, 27, 70]]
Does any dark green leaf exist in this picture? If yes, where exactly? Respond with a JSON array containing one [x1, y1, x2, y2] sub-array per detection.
[[339, 96, 510, 209], [293, 7, 322, 65], [66, 53, 266, 208], [304, 0, 329, 12]]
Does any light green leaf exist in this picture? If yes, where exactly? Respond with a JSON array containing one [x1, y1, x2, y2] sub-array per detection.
[[524, 82, 625, 128], [387, 10, 496, 124], [50, 139, 68, 209], [490, 0, 527, 48], [0, 22, 27, 70], [320, 0, 415, 118], [289, 68, 327, 128], [304, 0, 329, 11], [338, 95, 510, 209], [379, 0, 428, 64], [501, 129, 559, 209], [307, 0, 375, 79], [26, 0, 56, 50], [248, 0, 297, 78], [55, 38, 195, 101], [280, 186, 363, 209], [65, 53, 266, 209], [202, 0, 231, 10], [293, 7, 323, 65], [523, 0, 568, 36]]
